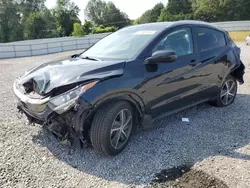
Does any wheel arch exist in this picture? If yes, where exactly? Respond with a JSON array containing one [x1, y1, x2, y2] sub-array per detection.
[[92, 92, 145, 117], [220, 61, 245, 87], [229, 62, 245, 84], [80, 92, 146, 135]]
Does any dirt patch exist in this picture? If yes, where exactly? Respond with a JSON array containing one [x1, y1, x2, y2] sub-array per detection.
[[150, 165, 229, 188]]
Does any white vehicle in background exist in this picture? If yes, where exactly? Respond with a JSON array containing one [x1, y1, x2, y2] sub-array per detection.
[[246, 34, 250, 45]]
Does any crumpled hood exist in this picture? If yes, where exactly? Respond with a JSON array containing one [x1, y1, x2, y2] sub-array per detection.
[[19, 58, 125, 95]]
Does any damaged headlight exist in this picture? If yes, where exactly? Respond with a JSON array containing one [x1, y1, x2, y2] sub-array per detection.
[[48, 81, 98, 114]]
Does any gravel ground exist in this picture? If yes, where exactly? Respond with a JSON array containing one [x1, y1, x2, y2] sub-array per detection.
[[0, 43, 250, 188]]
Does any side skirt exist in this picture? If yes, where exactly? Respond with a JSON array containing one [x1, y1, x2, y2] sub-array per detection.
[[141, 98, 210, 129]]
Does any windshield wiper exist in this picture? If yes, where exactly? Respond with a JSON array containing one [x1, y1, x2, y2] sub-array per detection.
[[81, 56, 101, 61]]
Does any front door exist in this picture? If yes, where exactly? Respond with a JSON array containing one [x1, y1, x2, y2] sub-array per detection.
[[141, 27, 205, 118]]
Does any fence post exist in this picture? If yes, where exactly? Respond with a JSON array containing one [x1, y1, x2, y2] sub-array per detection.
[[46, 43, 49, 54], [61, 41, 63, 52], [30, 44, 32, 56], [13, 45, 16, 58]]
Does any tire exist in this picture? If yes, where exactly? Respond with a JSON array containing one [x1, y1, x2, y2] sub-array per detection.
[[212, 75, 237, 107], [90, 101, 134, 155]]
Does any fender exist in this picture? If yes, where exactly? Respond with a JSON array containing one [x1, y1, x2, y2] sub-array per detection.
[[91, 92, 145, 117], [221, 61, 245, 87], [219, 46, 245, 87], [89, 92, 154, 130]]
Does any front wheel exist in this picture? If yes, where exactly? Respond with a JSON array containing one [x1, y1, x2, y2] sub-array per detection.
[[90, 101, 134, 155], [212, 76, 237, 107]]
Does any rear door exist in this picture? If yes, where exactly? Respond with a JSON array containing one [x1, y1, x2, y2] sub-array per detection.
[[193, 26, 231, 97]]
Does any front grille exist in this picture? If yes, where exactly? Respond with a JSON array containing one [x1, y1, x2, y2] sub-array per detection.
[[17, 97, 47, 113], [14, 79, 49, 115]]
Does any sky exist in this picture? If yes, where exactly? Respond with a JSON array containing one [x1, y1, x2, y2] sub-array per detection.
[[45, 0, 168, 23]]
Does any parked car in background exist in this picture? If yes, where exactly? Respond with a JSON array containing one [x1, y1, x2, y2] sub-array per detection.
[[14, 21, 245, 156], [246, 34, 250, 45]]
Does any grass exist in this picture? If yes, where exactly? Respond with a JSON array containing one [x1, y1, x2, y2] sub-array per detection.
[[229, 31, 250, 41]]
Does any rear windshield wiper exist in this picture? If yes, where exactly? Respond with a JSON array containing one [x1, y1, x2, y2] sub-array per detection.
[[81, 56, 101, 61]]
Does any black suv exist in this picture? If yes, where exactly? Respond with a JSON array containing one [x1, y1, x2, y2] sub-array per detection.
[[14, 21, 245, 155]]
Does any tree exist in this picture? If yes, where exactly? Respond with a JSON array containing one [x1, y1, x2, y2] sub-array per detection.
[[85, 0, 130, 28], [166, 0, 192, 15], [92, 25, 118, 34], [24, 12, 46, 39], [19, 0, 46, 21], [72, 23, 85, 36], [0, 0, 23, 42], [135, 10, 152, 24], [192, 0, 223, 22], [223, 0, 250, 21], [42, 8, 58, 38], [192, 0, 250, 22], [158, 0, 192, 22], [158, 8, 168, 22], [85, 0, 106, 25], [150, 3, 165, 22], [54, 0, 81, 37], [83, 20, 94, 34], [102, 1, 130, 27], [135, 3, 164, 24]]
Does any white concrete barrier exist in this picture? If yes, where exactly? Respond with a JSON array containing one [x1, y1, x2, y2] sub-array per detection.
[[0, 33, 110, 59], [212, 21, 250, 31]]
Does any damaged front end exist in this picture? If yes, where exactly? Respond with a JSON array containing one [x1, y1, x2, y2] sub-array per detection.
[[13, 57, 125, 146], [14, 80, 97, 146]]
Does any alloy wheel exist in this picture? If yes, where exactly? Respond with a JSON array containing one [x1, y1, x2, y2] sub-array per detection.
[[110, 109, 133, 150], [220, 79, 237, 105]]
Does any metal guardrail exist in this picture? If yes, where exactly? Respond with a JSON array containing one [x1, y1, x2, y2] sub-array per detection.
[[212, 21, 250, 32], [0, 33, 110, 59]]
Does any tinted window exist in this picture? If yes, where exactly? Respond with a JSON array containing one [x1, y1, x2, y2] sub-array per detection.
[[153, 28, 193, 56], [196, 27, 226, 52]]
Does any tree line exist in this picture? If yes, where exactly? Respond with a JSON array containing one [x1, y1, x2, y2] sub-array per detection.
[[135, 0, 250, 24], [1, 0, 250, 43], [0, 0, 82, 42]]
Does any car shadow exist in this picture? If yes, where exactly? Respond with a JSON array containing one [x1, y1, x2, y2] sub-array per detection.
[[32, 93, 250, 185]]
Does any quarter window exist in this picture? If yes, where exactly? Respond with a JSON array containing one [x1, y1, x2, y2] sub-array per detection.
[[196, 27, 226, 52], [153, 28, 193, 56]]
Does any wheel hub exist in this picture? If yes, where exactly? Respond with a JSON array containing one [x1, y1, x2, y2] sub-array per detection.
[[110, 109, 132, 150], [220, 80, 237, 105]]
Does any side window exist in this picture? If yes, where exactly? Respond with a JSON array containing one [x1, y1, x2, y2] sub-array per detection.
[[196, 27, 226, 52], [153, 28, 193, 56]]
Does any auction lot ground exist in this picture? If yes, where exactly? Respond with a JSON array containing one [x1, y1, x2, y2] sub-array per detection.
[[0, 43, 250, 188]]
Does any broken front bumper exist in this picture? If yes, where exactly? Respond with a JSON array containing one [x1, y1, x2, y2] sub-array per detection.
[[13, 81, 93, 142]]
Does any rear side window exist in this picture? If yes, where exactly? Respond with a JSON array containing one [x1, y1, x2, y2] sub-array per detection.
[[195, 27, 226, 52]]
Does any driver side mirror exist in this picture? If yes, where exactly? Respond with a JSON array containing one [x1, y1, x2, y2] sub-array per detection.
[[144, 50, 177, 64]]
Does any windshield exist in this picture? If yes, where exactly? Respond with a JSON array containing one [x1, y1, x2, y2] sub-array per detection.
[[81, 27, 159, 60]]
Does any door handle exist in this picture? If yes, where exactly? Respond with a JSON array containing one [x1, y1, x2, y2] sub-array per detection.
[[190, 60, 199, 67]]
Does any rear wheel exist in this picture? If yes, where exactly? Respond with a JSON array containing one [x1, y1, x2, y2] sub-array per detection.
[[90, 101, 133, 155], [212, 76, 237, 107]]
